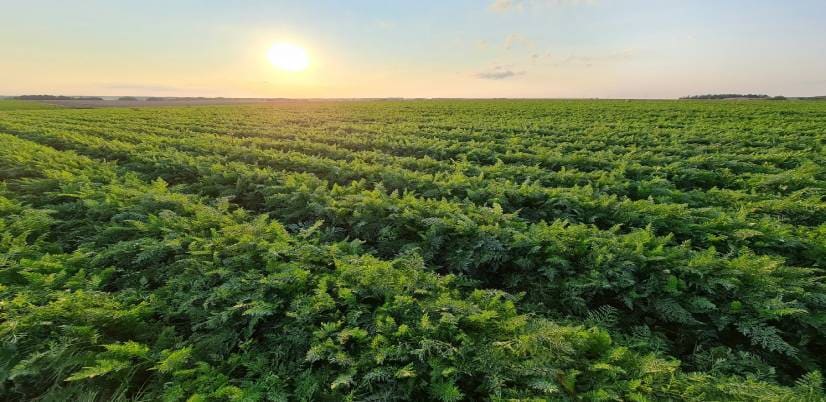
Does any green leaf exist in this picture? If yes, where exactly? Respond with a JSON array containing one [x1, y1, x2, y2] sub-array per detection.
[[65, 359, 130, 381], [430, 381, 463, 402], [156, 347, 193, 374]]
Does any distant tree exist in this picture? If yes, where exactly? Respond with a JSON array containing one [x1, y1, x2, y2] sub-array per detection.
[[14, 94, 73, 100], [118, 96, 139, 101], [14, 95, 103, 101]]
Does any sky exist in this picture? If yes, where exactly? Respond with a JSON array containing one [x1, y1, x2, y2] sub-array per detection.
[[1, 0, 825, 98]]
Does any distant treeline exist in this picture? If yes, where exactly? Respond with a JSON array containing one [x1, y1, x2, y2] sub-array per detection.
[[15, 95, 103, 101], [680, 94, 787, 100], [14, 95, 234, 102]]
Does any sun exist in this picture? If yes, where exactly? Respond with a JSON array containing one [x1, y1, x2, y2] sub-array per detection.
[[267, 43, 309, 72]]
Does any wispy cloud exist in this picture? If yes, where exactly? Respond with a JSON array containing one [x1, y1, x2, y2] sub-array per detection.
[[488, 0, 523, 13], [488, 0, 596, 13], [549, 49, 637, 67], [504, 33, 532, 50], [102, 83, 184, 92], [475, 65, 526, 80], [374, 19, 395, 30]]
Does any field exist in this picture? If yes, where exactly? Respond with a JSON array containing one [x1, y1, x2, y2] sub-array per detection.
[[0, 100, 60, 111], [1, 99, 825, 400]]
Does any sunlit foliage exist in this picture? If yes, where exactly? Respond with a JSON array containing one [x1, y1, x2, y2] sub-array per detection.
[[1, 100, 824, 400]]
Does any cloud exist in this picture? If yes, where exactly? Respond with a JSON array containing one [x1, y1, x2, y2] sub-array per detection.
[[102, 83, 183, 92], [374, 20, 395, 30], [488, 0, 596, 13], [550, 48, 637, 67], [475, 65, 526, 80], [504, 33, 532, 50], [488, 0, 523, 13]]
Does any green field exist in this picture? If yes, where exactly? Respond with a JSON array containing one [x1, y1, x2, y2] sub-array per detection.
[[1, 100, 825, 400], [0, 99, 60, 111]]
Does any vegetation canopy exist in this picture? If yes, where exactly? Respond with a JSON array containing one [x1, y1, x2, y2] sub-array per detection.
[[0, 99, 825, 401]]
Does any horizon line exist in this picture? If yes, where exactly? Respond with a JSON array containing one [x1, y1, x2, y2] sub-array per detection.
[[4, 95, 824, 101]]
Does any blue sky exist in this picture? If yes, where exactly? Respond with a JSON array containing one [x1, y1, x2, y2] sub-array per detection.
[[1, 0, 824, 98]]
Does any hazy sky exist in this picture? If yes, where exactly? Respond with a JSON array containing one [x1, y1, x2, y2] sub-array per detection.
[[1, 0, 825, 98]]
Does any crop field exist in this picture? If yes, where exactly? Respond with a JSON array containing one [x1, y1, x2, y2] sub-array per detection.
[[1, 99, 825, 400]]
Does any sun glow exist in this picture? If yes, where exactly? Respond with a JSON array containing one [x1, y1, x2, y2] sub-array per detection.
[[267, 43, 310, 72]]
